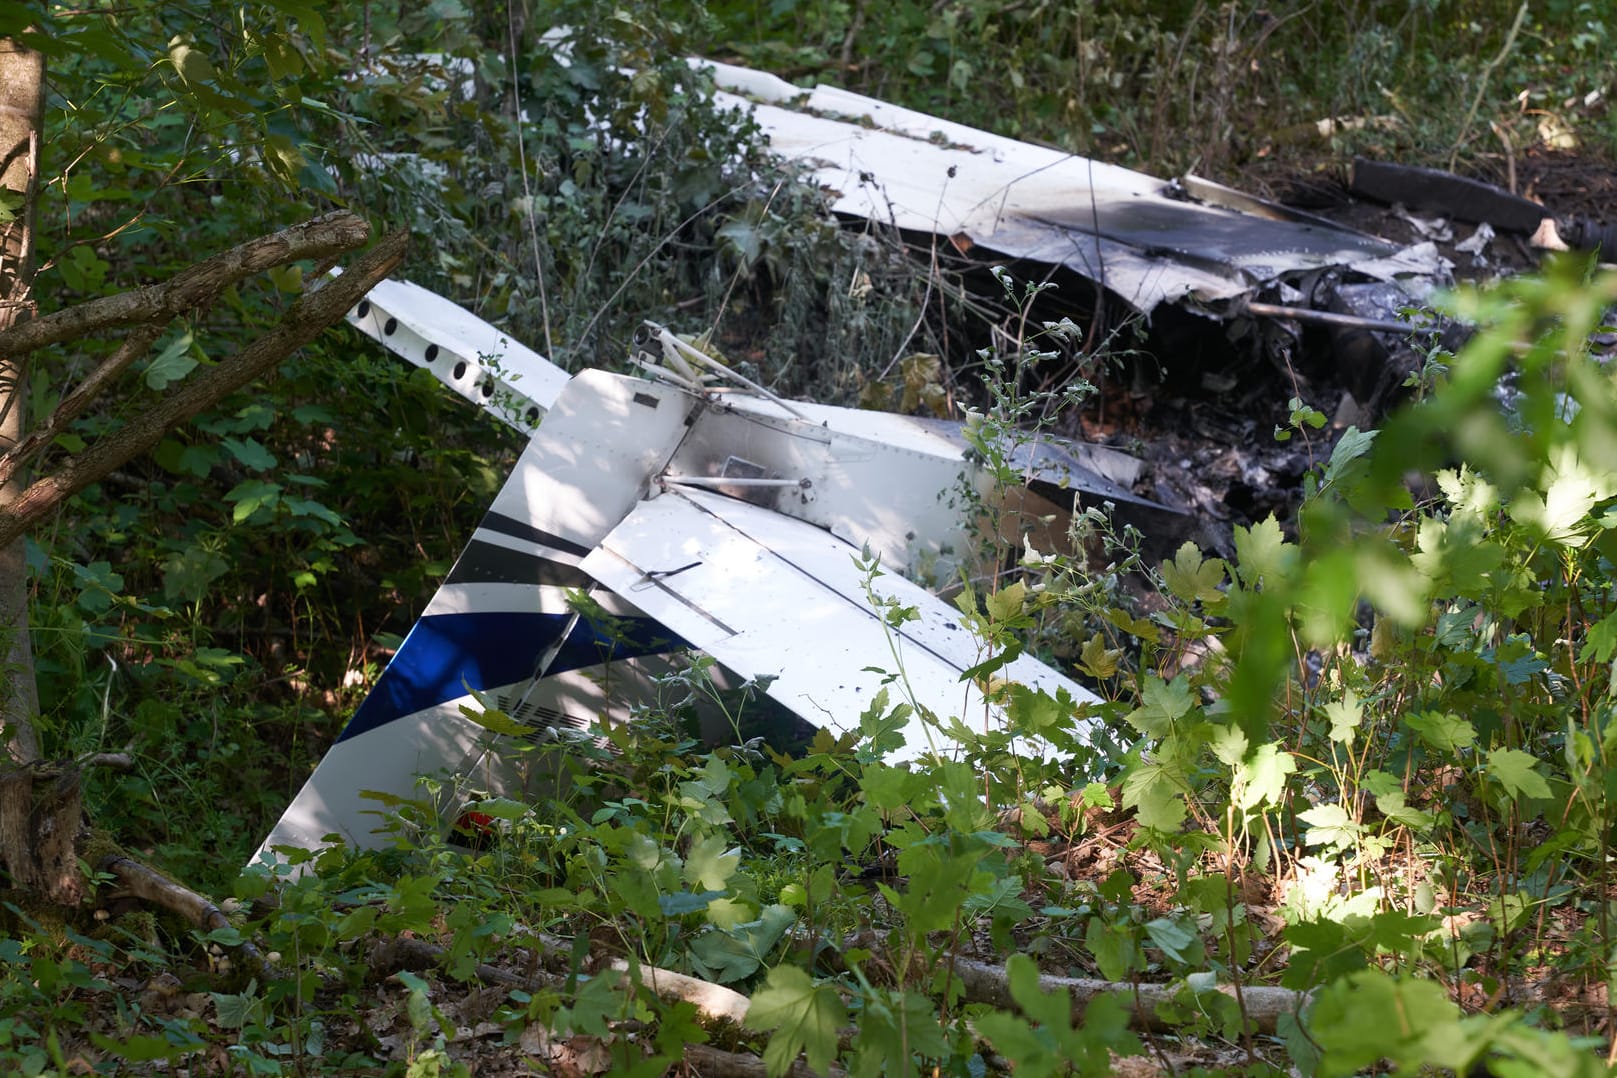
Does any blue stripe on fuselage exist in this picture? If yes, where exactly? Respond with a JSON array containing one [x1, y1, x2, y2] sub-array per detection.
[[335, 610, 684, 743]]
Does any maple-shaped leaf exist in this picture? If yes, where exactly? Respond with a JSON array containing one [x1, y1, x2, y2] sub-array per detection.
[[1298, 803, 1363, 852], [1124, 674, 1193, 738], [1161, 541, 1227, 604], [682, 832, 739, 892], [1232, 514, 1293, 587], [745, 965, 848, 1078], [1078, 633, 1123, 679], [1486, 747, 1551, 801]]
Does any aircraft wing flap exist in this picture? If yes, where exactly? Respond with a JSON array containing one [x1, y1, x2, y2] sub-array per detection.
[[581, 488, 1096, 760]]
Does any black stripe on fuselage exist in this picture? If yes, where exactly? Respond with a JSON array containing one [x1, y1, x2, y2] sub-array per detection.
[[480, 510, 593, 558], [445, 538, 595, 588]]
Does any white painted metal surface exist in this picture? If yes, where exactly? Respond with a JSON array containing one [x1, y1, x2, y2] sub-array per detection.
[[345, 276, 570, 432], [705, 70, 1447, 314], [582, 486, 1097, 762], [257, 285, 1124, 864]]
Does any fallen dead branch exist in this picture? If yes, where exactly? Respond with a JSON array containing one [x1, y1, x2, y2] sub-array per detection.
[[366, 934, 752, 1029], [685, 1043, 847, 1078], [369, 934, 554, 991], [98, 854, 263, 969], [950, 955, 1310, 1036], [606, 956, 751, 1026]]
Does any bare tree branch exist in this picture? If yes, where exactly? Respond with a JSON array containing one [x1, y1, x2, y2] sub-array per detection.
[[0, 210, 374, 358], [606, 956, 751, 1026], [0, 321, 163, 488], [685, 1044, 846, 1078], [0, 227, 408, 548]]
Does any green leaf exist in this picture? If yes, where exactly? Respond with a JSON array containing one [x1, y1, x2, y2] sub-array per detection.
[[462, 796, 530, 821], [72, 560, 124, 614], [211, 984, 262, 1029], [1161, 541, 1226, 604], [221, 436, 276, 471], [1581, 609, 1617, 663], [59, 245, 109, 291], [1486, 747, 1551, 801], [1077, 634, 1122, 679], [145, 330, 198, 390], [168, 40, 218, 85], [161, 546, 230, 603], [1374, 788, 1436, 831], [1230, 741, 1296, 812], [1411, 515, 1503, 594], [561, 968, 627, 1037], [860, 763, 928, 813], [682, 832, 740, 892], [979, 954, 1141, 1074], [90, 1032, 198, 1061], [226, 478, 282, 522], [1404, 711, 1476, 754], [291, 403, 336, 425], [1124, 674, 1193, 737], [1309, 969, 1475, 1078], [1319, 426, 1377, 487], [1086, 918, 1140, 981], [458, 702, 534, 737], [1322, 692, 1363, 746], [1143, 917, 1198, 965], [1509, 447, 1612, 546], [1120, 759, 1187, 833], [1231, 514, 1291, 586], [745, 965, 848, 1078], [689, 905, 796, 983], [1298, 802, 1362, 851], [984, 579, 1028, 623], [659, 890, 724, 916], [284, 497, 344, 526], [850, 987, 947, 1078], [179, 444, 219, 477], [889, 842, 988, 934]]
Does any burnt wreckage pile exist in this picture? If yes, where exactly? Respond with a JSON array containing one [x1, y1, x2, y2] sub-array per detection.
[[701, 59, 1613, 540], [706, 61, 1455, 411]]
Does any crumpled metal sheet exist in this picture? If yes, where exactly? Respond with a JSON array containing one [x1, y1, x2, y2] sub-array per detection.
[[704, 62, 1449, 317]]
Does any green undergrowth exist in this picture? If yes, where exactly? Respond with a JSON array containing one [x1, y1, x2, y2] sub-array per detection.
[[708, 0, 1617, 180], [8, 260, 1617, 1075], [14, 0, 958, 888], [12, 3, 1617, 1075]]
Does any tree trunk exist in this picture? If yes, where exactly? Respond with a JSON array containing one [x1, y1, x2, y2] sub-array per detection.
[[0, 36, 405, 910], [0, 34, 75, 905], [0, 35, 44, 767]]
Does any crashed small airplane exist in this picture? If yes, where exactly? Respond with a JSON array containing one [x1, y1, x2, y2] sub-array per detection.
[[259, 56, 1455, 861], [256, 278, 1148, 859]]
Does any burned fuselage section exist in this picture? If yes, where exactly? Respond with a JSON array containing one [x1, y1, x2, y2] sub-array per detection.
[[703, 61, 1453, 413]]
